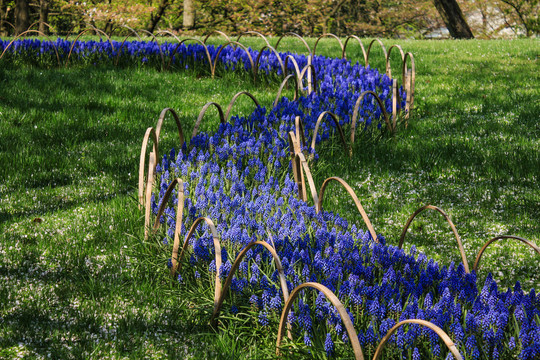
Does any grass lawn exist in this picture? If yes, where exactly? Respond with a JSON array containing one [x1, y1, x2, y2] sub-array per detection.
[[0, 37, 538, 358]]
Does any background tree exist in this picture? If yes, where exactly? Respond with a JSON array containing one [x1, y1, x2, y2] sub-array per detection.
[[498, 0, 539, 36], [14, 0, 30, 34], [432, 0, 475, 37]]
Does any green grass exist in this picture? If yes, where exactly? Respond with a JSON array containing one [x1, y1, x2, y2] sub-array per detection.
[[0, 38, 539, 358]]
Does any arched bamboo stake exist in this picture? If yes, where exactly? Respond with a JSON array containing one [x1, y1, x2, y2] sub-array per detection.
[[155, 33, 213, 72], [2, 21, 16, 33], [385, 44, 405, 79], [294, 116, 306, 149], [144, 152, 157, 240], [152, 178, 185, 276], [276, 282, 365, 360], [350, 91, 391, 151], [312, 33, 344, 58], [398, 205, 470, 273], [283, 54, 303, 81], [236, 31, 271, 47], [137, 29, 165, 69], [85, 23, 107, 39], [203, 30, 232, 44], [27, 21, 57, 36], [254, 44, 286, 81], [342, 35, 367, 64], [473, 235, 540, 272], [65, 28, 115, 67], [211, 240, 290, 328], [288, 132, 306, 201], [224, 91, 260, 122], [402, 52, 415, 123], [309, 111, 349, 156], [317, 177, 377, 242], [62, 24, 79, 41], [274, 32, 311, 54], [372, 319, 463, 360], [138, 127, 159, 209], [113, 26, 143, 66], [155, 107, 185, 147], [0, 30, 61, 66], [273, 74, 299, 108], [192, 102, 226, 139], [212, 41, 256, 82], [365, 38, 387, 69], [110, 24, 141, 40], [299, 62, 318, 95], [294, 153, 319, 205], [392, 78, 399, 128], [176, 217, 223, 311]]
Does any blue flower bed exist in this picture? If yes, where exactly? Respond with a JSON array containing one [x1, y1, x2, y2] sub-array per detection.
[[152, 102, 540, 359]]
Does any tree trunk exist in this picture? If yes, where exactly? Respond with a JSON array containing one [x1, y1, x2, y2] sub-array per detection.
[[0, 0, 5, 36], [147, 0, 169, 33], [15, 0, 30, 35], [183, 0, 195, 30], [39, 0, 49, 34], [433, 0, 474, 38]]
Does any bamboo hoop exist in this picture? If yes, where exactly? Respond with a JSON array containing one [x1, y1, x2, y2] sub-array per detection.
[[294, 153, 319, 205], [138, 127, 159, 209], [294, 116, 306, 149], [152, 178, 185, 276], [365, 39, 387, 69], [273, 74, 299, 108], [236, 31, 271, 47], [113, 26, 143, 66], [402, 52, 415, 122], [372, 319, 463, 360], [155, 32, 213, 72], [137, 30, 165, 69], [385, 44, 405, 79], [211, 240, 290, 328], [312, 33, 344, 58], [398, 205, 470, 273], [192, 102, 226, 139], [254, 44, 286, 82], [212, 41, 256, 82], [274, 32, 312, 54], [203, 30, 232, 44], [155, 107, 185, 146], [176, 217, 223, 311], [288, 132, 306, 201], [65, 28, 115, 67], [27, 21, 57, 36], [276, 282, 365, 360], [224, 91, 260, 122], [309, 111, 349, 157], [144, 152, 157, 240], [110, 24, 141, 40], [342, 35, 367, 64], [473, 235, 540, 272], [2, 21, 16, 33], [299, 61, 317, 95], [350, 91, 391, 151], [0, 30, 61, 66], [283, 54, 303, 82], [392, 78, 399, 128], [317, 177, 377, 242]]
